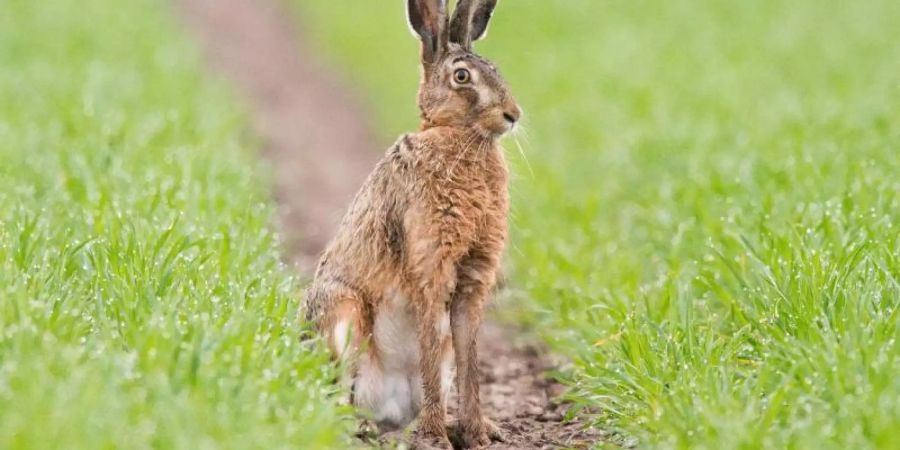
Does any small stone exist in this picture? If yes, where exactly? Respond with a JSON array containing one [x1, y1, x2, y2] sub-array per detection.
[[536, 411, 563, 423]]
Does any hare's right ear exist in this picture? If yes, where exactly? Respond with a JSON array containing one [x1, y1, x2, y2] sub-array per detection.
[[449, 0, 498, 50], [407, 0, 449, 65]]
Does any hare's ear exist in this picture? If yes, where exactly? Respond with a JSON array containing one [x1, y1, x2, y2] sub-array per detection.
[[407, 0, 449, 64], [449, 0, 498, 49]]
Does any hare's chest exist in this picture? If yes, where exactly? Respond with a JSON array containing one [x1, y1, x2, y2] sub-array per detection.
[[444, 179, 495, 220]]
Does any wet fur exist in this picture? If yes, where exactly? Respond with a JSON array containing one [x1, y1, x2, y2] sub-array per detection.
[[303, 1, 519, 448]]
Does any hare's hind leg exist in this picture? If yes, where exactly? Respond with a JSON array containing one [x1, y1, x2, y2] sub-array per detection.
[[362, 288, 423, 431], [305, 280, 369, 405], [307, 280, 367, 359]]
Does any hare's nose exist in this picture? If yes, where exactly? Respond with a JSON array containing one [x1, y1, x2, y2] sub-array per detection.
[[503, 105, 522, 124]]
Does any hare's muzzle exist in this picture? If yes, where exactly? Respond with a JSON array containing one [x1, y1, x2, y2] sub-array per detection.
[[503, 105, 522, 125]]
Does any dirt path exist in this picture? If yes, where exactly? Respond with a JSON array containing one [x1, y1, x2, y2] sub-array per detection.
[[177, 0, 377, 271], [176, 1, 600, 448]]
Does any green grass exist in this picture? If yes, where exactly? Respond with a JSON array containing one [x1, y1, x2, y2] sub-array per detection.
[[299, 0, 900, 448], [0, 0, 351, 448]]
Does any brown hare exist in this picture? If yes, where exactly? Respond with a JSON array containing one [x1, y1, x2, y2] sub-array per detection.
[[303, 0, 520, 447]]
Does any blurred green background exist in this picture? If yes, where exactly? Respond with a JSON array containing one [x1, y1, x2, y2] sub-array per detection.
[[300, 0, 899, 448]]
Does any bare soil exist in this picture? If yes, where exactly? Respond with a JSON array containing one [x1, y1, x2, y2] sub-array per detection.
[[176, 1, 602, 448]]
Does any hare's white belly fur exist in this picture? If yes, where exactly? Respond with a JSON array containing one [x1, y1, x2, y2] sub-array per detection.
[[347, 288, 453, 430]]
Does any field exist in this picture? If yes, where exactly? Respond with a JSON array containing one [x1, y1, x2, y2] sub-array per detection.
[[0, 0, 350, 448], [300, 0, 900, 448]]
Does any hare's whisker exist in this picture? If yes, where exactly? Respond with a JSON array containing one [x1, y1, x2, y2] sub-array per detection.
[[512, 134, 534, 178]]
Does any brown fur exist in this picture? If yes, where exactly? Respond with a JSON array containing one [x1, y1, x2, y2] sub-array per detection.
[[303, 1, 519, 448]]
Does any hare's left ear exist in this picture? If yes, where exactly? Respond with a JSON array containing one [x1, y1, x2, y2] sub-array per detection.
[[407, 0, 450, 65], [449, 0, 498, 49]]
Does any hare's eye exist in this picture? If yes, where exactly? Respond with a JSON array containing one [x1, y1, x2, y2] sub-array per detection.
[[453, 68, 471, 84]]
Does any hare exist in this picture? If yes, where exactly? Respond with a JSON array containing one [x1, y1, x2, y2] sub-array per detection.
[[302, 0, 520, 447]]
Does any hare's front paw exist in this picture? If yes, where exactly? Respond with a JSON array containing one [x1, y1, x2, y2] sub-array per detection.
[[462, 429, 490, 449], [414, 419, 452, 450], [413, 428, 453, 450], [484, 418, 506, 442], [460, 419, 493, 448], [459, 417, 504, 449]]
